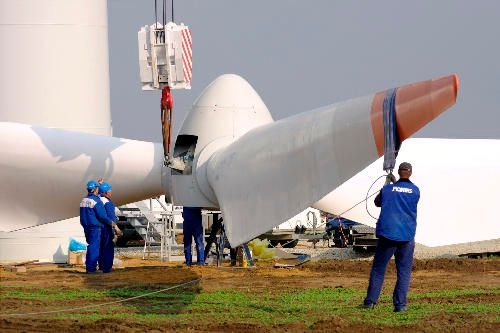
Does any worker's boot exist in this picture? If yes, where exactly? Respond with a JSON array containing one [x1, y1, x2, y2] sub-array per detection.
[[394, 306, 407, 313], [358, 303, 375, 310]]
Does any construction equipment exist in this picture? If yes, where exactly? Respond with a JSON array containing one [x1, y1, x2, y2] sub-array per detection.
[[115, 198, 182, 251], [259, 208, 321, 248], [203, 213, 254, 267], [137, 1, 192, 165], [139, 199, 181, 261], [137, 9, 192, 90]]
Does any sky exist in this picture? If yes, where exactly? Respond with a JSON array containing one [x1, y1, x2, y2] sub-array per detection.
[[108, 0, 500, 143]]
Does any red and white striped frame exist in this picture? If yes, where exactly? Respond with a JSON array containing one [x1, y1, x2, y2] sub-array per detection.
[[181, 28, 192, 82]]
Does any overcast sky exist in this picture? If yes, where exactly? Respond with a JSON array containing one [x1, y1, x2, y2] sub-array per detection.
[[108, 0, 499, 143]]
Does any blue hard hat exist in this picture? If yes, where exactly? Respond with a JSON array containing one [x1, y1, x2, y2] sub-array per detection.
[[99, 182, 112, 194], [86, 180, 99, 191]]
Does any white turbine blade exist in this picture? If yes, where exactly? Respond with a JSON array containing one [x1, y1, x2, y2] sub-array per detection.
[[314, 138, 500, 247], [208, 96, 378, 247], [0, 122, 164, 231], [208, 75, 459, 246]]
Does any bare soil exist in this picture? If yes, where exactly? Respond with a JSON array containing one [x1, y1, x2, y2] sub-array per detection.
[[1, 258, 499, 332]]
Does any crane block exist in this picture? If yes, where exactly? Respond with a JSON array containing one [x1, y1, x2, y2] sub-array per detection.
[[138, 22, 192, 90]]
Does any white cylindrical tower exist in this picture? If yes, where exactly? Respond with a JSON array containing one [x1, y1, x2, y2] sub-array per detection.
[[0, 0, 111, 135]]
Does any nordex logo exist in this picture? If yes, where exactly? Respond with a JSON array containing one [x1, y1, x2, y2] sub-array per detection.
[[80, 198, 97, 208], [392, 187, 413, 194]]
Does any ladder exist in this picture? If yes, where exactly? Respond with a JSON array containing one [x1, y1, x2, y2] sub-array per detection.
[[307, 211, 319, 249], [142, 210, 177, 261], [139, 199, 179, 261]]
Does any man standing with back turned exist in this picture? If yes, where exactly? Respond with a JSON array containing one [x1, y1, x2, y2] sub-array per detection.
[[361, 162, 420, 312], [182, 207, 205, 266], [79, 180, 113, 273]]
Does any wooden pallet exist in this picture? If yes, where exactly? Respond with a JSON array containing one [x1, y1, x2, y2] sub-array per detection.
[[1, 260, 39, 273]]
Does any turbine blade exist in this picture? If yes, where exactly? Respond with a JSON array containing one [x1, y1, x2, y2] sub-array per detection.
[[0, 123, 164, 231], [208, 75, 459, 246], [314, 138, 500, 247]]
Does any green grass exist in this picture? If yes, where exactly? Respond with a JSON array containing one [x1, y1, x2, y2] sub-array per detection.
[[0, 285, 198, 301], [2, 285, 499, 328], [411, 288, 500, 299]]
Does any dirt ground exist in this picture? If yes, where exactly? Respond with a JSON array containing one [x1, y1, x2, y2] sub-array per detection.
[[1, 258, 499, 332]]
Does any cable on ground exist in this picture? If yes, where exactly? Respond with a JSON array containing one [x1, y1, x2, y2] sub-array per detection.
[[0, 278, 200, 317]]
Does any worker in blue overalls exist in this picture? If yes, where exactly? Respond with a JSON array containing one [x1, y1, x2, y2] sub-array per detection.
[[361, 162, 420, 312], [79, 180, 113, 273], [182, 207, 205, 266], [98, 182, 118, 273]]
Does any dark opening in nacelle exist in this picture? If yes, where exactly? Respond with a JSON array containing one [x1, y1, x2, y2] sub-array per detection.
[[170, 134, 198, 175]]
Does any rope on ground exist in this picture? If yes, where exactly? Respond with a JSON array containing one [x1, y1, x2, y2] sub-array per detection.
[[0, 278, 201, 317]]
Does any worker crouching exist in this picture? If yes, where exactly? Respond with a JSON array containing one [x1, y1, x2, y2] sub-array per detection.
[[182, 207, 205, 266], [361, 162, 420, 312], [79, 181, 113, 273]]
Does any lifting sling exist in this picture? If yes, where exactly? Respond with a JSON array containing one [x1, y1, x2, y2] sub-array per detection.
[[382, 88, 400, 184], [382, 88, 400, 172], [161, 85, 174, 163]]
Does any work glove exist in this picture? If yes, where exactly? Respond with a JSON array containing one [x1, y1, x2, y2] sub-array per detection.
[[385, 173, 397, 185], [112, 223, 123, 236]]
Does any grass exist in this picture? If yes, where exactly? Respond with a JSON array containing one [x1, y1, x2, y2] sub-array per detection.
[[0, 285, 198, 301], [1, 285, 499, 328]]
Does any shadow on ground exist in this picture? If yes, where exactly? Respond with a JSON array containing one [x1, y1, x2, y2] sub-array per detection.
[[81, 265, 201, 315]]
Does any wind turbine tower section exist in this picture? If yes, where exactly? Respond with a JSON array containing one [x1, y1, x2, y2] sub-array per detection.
[[0, 0, 111, 135]]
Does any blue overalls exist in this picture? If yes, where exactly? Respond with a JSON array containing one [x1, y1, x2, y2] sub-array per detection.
[[364, 178, 420, 310], [182, 207, 205, 265], [79, 193, 113, 272], [99, 196, 117, 273]]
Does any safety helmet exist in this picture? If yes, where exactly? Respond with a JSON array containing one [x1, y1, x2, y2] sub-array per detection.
[[99, 182, 112, 194], [86, 180, 99, 191]]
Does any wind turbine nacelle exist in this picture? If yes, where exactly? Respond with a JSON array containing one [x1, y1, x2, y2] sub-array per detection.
[[168, 74, 273, 207]]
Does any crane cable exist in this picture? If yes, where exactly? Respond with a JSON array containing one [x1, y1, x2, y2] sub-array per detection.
[[154, 0, 158, 28], [154, 0, 170, 27], [162, 0, 166, 27], [171, 0, 175, 22]]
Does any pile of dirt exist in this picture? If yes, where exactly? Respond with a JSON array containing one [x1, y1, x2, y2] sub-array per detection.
[[304, 258, 500, 273]]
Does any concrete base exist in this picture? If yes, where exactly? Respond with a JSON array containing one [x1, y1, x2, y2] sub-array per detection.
[[0, 217, 85, 263]]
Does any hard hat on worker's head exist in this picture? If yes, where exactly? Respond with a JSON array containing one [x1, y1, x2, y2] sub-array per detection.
[[86, 180, 99, 191], [99, 182, 112, 194]]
